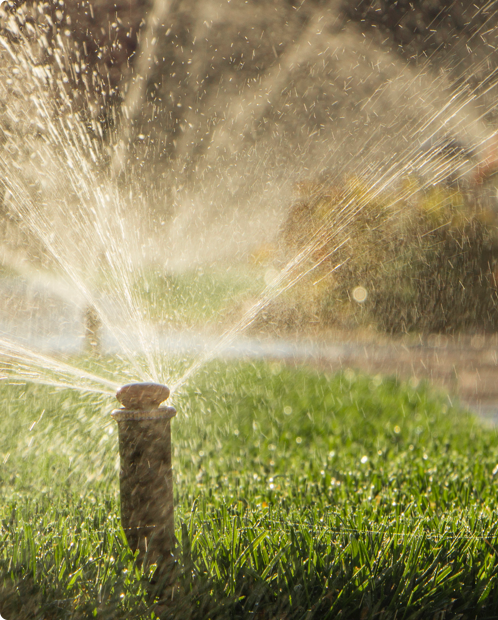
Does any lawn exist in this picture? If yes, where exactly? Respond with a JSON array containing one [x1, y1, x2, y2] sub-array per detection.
[[133, 266, 263, 326], [1, 361, 498, 618]]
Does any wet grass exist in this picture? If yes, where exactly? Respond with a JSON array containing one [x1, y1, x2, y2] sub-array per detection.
[[1, 361, 498, 618]]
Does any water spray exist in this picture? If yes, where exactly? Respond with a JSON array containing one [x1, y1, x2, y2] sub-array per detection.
[[112, 382, 176, 575]]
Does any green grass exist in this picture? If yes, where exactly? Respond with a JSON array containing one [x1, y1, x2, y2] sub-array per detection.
[[1, 362, 498, 618], [134, 266, 262, 325]]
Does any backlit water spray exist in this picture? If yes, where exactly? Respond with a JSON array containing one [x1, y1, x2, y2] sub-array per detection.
[[1, 5, 498, 399]]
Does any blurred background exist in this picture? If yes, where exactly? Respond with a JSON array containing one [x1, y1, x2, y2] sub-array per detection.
[[1, 0, 498, 410]]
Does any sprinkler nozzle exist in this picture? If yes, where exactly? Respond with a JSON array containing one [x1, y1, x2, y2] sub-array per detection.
[[112, 382, 176, 577], [116, 382, 171, 410]]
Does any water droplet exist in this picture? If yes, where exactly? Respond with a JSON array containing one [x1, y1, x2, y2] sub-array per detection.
[[344, 368, 355, 382], [264, 268, 278, 286], [352, 286, 367, 303]]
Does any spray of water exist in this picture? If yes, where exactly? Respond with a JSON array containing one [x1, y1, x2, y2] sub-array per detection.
[[0, 335, 118, 395], [1, 3, 498, 399], [0, 23, 169, 387]]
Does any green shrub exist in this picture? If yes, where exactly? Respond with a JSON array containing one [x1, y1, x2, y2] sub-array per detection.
[[281, 177, 498, 334]]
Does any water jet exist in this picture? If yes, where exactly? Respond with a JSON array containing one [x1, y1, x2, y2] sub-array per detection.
[[111, 382, 176, 576]]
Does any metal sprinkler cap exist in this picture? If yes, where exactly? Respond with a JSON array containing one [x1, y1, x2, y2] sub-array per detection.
[[116, 382, 171, 411]]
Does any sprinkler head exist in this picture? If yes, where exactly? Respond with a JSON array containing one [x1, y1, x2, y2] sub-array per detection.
[[116, 382, 171, 411], [112, 381, 176, 584]]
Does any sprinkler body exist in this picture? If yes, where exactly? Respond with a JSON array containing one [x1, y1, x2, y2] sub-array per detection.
[[83, 305, 102, 356], [112, 383, 176, 573]]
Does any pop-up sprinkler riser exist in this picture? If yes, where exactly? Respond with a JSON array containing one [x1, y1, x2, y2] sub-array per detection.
[[112, 382, 176, 573]]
